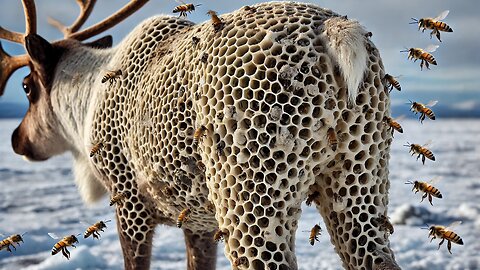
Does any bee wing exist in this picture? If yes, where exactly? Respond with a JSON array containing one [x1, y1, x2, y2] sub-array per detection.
[[0, 233, 5, 237], [175, 0, 187, 4], [424, 44, 439, 53], [445, 221, 462, 231], [393, 115, 406, 121], [422, 139, 433, 148], [428, 176, 443, 185], [434, 10, 449, 21], [426, 100, 438, 107], [48, 233, 60, 240], [80, 221, 93, 227]]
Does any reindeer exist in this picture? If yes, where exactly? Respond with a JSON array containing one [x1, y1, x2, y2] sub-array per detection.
[[1, 1, 402, 270]]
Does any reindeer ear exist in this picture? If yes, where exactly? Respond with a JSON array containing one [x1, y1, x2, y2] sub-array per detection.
[[84, 35, 113, 49], [25, 34, 54, 66]]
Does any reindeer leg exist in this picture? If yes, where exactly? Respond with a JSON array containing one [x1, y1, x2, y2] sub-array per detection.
[[115, 207, 155, 270], [183, 229, 217, 270]]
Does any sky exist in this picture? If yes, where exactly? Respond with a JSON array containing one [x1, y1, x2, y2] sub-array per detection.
[[0, 0, 479, 109]]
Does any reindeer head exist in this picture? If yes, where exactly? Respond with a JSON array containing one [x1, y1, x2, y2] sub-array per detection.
[[1, 0, 148, 161]]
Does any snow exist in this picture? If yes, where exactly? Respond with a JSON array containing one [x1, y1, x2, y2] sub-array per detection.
[[1, 119, 480, 269]]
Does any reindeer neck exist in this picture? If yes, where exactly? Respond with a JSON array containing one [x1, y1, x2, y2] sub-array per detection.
[[51, 46, 114, 154]]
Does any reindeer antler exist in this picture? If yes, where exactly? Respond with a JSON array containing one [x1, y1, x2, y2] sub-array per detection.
[[48, 0, 97, 37], [1, 0, 149, 96], [49, 0, 149, 41], [0, 0, 37, 95]]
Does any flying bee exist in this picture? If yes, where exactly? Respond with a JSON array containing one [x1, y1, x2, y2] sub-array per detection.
[[400, 45, 439, 70], [82, 220, 111, 239], [206, 10, 224, 32], [309, 224, 322, 246], [213, 229, 227, 243], [383, 74, 401, 92], [89, 141, 104, 158], [173, 1, 201, 18], [404, 141, 435, 164], [375, 214, 394, 236], [110, 192, 127, 206], [193, 125, 207, 147], [177, 208, 191, 228], [426, 221, 463, 254], [101, 69, 122, 84], [305, 191, 320, 206], [383, 116, 404, 136], [406, 177, 442, 205], [326, 127, 338, 151], [409, 100, 437, 123], [0, 233, 26, 252], [48, 233, 80, 260], [411, 10, 453, 42]]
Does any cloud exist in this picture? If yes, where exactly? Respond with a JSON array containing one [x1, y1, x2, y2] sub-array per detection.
[[1, 0, 479, 105]]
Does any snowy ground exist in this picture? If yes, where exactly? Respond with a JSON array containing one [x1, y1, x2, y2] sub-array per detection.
[[1, 119, 479, 270]]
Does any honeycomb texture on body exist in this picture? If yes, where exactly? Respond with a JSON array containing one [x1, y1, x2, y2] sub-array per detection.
[[87, 2, 399, 269]]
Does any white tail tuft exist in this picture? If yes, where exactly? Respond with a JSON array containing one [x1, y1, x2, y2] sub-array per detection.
[[322, 16, 369, 104]]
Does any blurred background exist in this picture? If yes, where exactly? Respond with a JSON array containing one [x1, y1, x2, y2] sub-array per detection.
[[0, 1, 479, 269]]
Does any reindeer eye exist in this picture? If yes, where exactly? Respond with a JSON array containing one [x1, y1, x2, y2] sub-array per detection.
[[22, 83, 31, 96]]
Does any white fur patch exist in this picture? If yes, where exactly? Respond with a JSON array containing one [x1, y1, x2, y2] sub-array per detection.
[[322, 16, 369, 104], [73, 158, 106, 204]]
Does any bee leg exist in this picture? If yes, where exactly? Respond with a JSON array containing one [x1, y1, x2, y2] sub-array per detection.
[[425, 61, 430, 70], [436, 31, 442, 42], [6, 245, 12, 252], [447, 240, 452, 254], [438, 238, 445, 250], [422, 155, 426, 165], [62, 248, 69, 260], [428, 194, 434, 205], [421, 193, 427, 203]]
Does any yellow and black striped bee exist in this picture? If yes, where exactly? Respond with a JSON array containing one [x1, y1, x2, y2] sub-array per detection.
[[213, 229, 227, 243], [375, 214, 394, 235], [177, 208, 191, 228], [383, 116, 404, 135], [110, 192, 127, 206], [427, 221, 463, 254], [173, 1, 201, 18], [383, 74, 401, 92], [309, 224, 322, 246], [409, 100, 437, 123], [101, 69, 122, 84], [83, 220, 111, 239], [89, 141, 104, 158], [48, 233, 79, 260], [306, 191, 320, 206], [193, 125, 207, 147], [411, 10, 453, 42], [206, 10, 224, 32], [0, 233, 26, 252], [326, 127, 338, 151], [406, 177, 442, 205], [401, 45, 438, 70], [404, 141, 435, 164]]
